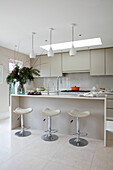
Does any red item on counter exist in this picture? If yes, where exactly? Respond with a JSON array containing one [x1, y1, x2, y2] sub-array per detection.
[[71, 87, 80, 91]]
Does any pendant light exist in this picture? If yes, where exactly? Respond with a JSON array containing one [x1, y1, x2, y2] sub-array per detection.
[[48, 28, 54, 57], [69, 24, 76, 56], [29, 32, 36, 58]]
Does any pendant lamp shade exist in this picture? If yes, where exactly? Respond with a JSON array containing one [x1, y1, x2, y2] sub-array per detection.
[[29, 32, 36, 58], [69, 45, 76, 56], [48, 28, 54, 57], [69, 24, 76, 56], [30, 49, 36, 59], [48, 47, 54, 57]]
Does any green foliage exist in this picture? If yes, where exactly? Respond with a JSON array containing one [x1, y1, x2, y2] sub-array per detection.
[[6, 64, 40, 85]]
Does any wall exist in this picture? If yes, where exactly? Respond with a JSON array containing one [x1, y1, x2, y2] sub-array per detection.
[[0, 46, 30, 119], [33, 72, 113, 91]]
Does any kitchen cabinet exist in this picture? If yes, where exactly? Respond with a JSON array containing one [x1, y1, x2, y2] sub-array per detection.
[[50, 53, 62, 77], [40, 55, 51, 77], [90, 48, 113, 76], [30, 57, 41, 77], [62, 50, 90, 73], [104, 94, 113, 146], [106, 48, 113, 75], [90, 49, 105, 76], [40, 53, 62, 77]]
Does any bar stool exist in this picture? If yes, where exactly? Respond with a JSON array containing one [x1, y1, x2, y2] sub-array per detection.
[[68, 109, 90, 147], [41, 108, 61, 141], [13, 107, 33, 137]]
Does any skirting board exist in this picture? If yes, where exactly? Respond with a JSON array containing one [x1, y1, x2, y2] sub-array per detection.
[[0, 112, 10, 120]]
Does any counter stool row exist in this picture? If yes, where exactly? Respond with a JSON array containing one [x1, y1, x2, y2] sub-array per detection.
[[13, 107, 90, 147]]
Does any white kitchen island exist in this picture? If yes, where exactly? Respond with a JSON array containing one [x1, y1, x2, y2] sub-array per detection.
[[11, 94, 107, 145]]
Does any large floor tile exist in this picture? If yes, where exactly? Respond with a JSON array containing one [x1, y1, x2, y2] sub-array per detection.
[[0, 118, 113, 170]]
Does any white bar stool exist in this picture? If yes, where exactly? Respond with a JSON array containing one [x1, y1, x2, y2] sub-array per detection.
[[69, 109, 90, 147], [14, 107, 33, 137], [41, 108, 61, 141]]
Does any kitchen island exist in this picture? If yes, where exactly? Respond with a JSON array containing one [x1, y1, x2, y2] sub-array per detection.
[[11, 94, 107, 144]]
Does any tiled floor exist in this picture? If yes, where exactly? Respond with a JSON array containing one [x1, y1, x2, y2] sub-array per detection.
[[0, 118, 113, 170]]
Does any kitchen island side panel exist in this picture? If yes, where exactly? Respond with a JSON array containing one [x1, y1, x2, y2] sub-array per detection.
[[19, 96, 104, 140]]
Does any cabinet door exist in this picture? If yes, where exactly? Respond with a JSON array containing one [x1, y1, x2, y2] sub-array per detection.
[[62, 50, 90, 73], [50, 53, 62, 77], [90, 49, 105, 75], [40, 55, 51, 77], [30, 57, 41, 77], [106, 48, 113, 75]]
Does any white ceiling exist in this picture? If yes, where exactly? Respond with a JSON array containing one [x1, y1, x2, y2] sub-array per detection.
[[0, 0, 113, 55]]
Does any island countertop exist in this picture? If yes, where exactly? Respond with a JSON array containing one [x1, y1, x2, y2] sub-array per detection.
[[11, 94, 106, 100]]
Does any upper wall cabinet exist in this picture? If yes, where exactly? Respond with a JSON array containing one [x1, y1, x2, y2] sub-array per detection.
[[30, 57, 41, 77], [40, 55, 51, 77], [50, 53, 62, 77], [90, 49, 105, 76], [62, 50, 90, 73], [90, 48, 113, 76], [106, 48, 113, 75], [40, 53, 62, 77]]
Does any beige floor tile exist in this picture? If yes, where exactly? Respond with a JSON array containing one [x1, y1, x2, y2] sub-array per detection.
[[0, 118, 113, 170], [0, 152, 48, 170], [42, 160, 82, 170], [51, 141, 93, 169]]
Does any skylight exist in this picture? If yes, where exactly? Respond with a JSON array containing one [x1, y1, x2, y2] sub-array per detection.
[[40, 38, 102, 51]]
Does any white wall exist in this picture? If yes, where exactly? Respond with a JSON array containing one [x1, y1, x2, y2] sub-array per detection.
[[33, 72, 113, 91], [0, 46, 30, 119]]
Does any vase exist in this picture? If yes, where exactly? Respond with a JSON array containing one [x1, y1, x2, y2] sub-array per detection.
[[17, 82, 25, 95]]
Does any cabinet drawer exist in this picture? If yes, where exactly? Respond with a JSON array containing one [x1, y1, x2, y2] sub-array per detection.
[[107, 109, 113, 117], [106, 94, 113, 99], [106, 120, 113, 132], [107, 100, 113, 108]]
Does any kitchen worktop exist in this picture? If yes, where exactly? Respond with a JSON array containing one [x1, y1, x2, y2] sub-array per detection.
[[11, 94, 106, 100]]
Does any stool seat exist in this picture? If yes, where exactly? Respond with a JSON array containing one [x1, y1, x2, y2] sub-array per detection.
[[14, 107, 33, 115], [69, 109, 90, 118], [42, 108, 61, 117]]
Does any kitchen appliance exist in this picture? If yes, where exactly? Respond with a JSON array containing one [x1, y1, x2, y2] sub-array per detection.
[[60, 90, 90, 95]]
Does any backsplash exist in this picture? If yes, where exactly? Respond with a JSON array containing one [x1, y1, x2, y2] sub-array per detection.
[[33, 73, 113, 91]]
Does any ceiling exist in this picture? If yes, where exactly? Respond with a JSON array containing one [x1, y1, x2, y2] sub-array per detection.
[[0, 0, 113, 55]]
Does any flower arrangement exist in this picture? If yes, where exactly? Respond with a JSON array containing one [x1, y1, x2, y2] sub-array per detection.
[[6, 64, 40, 94]]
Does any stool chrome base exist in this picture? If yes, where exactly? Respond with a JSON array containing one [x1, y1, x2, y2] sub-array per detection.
[[15, 131, 31, 137], [41, 134, 58, 141], [69, 137, 88, 147]]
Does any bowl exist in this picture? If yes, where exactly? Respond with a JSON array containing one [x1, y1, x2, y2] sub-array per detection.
[[36, 87, 45, 91]]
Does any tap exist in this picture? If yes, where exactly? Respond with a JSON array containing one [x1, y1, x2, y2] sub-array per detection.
[[47, 80, 55, 95], [47, 80, 50, 95], [56, 76, 60, 95]]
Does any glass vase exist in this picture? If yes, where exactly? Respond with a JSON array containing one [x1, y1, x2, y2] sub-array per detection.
[[17, 82, 25, 95]]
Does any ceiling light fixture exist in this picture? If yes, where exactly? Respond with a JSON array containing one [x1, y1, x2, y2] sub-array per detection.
[[48, 28, 54, 57], [40, 38, 102, 51], [69, 23, 76, 56], [29, 32, 36, 58]]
